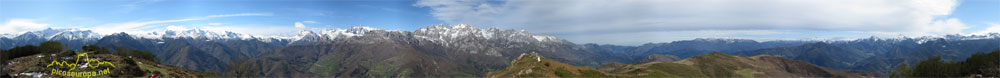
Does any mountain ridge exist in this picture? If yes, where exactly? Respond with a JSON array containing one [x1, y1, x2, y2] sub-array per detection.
[[3, 25, 997, 49], [1, 24, 997, 77], [486, 52, 875, 77]]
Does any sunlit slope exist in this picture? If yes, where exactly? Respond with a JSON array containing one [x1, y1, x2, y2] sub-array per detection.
[[4, 53, 205, 77], [487, 52, 875, 77]]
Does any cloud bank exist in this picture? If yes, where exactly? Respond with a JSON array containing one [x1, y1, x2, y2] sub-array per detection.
[[977, 23, 1000, 35], [415, 0, 967, 45], [0, 19, 50, 33], [295, 22, 307, 28], [92, 13, 272, 34]]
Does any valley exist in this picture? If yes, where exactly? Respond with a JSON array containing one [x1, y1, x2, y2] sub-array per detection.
[[1, 25, 998, 77]]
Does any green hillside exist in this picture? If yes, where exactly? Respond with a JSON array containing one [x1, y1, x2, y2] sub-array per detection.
[[1, 41, 205, 77], [487, 52, 875, 77], [891, 50, 1000, 77]]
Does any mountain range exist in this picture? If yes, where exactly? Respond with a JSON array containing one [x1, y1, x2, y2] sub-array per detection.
[[487, 52, 874, 77], [1, 24, 997, 77]]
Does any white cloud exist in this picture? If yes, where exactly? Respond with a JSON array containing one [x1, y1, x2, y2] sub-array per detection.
[[301, 21, 318, 24], [976, 23, 1000, 35], [154, 25, 300, 37], [920, 18, 968, 35], [165, 25, 189, 31], [294, 22, 307, 28], [416, 0, 966, 44], [557, 30, 784, 45], [0, 19, 50, 33], [118, 0, 164, 13], [208, 23, 224, 26], [200, 26, 301, 37], [92, 13, 271, 34], [296, 21, 317, 29]]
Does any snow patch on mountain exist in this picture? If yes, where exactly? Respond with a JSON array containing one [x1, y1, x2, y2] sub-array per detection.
[[1, 33, 16, 38], [532, 35, 554, 41], [9, 28, 104, 40], [413, 24, 560, 43], [291, 30, 319, 42], [5, 25, 993, 47], [0, 24, 557, 46], [137, 27, 264, 40], [916, 39, 930, 44], [953, 33, 1000, 40], [689, 38, 759, 43], [287, 26, 384, 45]]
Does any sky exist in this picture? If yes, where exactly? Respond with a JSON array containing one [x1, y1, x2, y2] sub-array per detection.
[[1, 0, 998, 45]]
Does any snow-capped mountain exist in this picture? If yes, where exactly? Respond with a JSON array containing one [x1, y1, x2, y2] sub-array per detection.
[[287, 26, 384, 45], [835, 33, 1000, 45], [413, 24, 561, 44], [687, 38, 760, 43], [137, 28, 266, 41], [1, 33, 16, 38], [2, 25, 996, 48], [1, 24, 997, 77], [948, 33, 1000, 40], [0, 28, 104, 50], [7, 28, 104, 41], [282, 24, 565, 46], [0, 24, 569, 49]]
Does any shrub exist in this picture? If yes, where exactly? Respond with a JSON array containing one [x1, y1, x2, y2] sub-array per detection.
[[577, 69, 610, 77], [116, 48, 158, 62], [4, 45, 41, 59], [82, 45, 112, 54], [893, 50, 1000, 77], [647, 63, 707, 77], [554, 67, 576, 77], [39, 41, 65, 54], [644, 71, 680, 77]]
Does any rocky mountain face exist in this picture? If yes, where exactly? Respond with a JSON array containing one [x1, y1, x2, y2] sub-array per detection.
[[0, 28, 291, 72], [0, 25, 810, 74], [3, 53, 206, 77], [487, 52, 875, 77], [236, 24, 642, 77], [735, 34, 1000, 73], [0, 28, 103, 50], [2, 24, 997, 77], [91, 29, 290, 72]]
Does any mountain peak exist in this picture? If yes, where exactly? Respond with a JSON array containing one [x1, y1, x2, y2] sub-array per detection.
[[108, 32, 133, 38], [454, 24, 474, 29], [789, 42, 843, 50], [674, 38, 758, 44], [416, 24, 483, 31], [10, 28, 103, 40], [488, 52, 609, 77], [296, 30, 317, 37], [137, 27, 259, 40], [513, 52, 543, 64], [413, 24, 563, 43]]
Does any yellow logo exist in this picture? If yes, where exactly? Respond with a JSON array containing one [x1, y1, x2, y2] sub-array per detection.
[[46, 53, 115, 77]]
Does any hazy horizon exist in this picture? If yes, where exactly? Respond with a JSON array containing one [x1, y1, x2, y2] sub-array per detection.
[[2, 0, 998, 45]]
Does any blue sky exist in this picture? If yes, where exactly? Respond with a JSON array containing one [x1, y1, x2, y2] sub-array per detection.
[[1, 0, 446, 36], [1, 0, 998, 45], [951, 0, 1000, 32]]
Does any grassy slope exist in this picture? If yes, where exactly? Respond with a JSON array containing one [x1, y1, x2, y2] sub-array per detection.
[[486, 52, 618, 77], [487, 52, 869, 77], [3, 52, 205, 77]]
